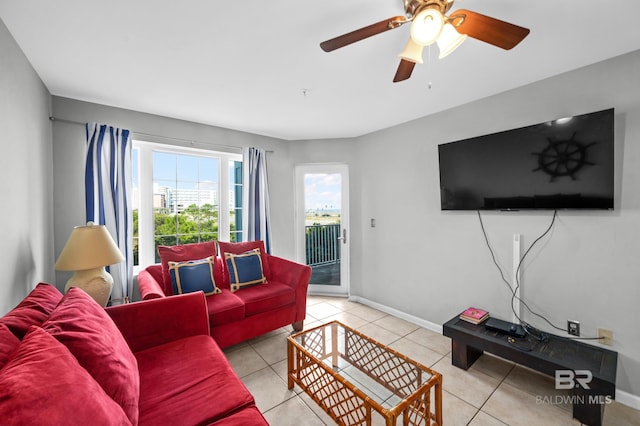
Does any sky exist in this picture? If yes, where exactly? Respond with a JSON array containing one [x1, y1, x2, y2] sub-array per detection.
[[132, 149, 221, 190], [304, 173, 341, 211]]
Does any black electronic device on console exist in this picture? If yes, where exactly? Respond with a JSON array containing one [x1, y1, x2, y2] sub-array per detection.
[[485, 317, 526, 338]]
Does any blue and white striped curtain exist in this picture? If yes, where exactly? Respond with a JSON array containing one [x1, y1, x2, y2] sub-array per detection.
[[85, 123, 133, 303], [242, 147, 272, 253]]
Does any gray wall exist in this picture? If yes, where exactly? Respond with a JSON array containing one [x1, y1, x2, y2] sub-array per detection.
[[0, 18, 54, 315], [292, 51, 640, 399]]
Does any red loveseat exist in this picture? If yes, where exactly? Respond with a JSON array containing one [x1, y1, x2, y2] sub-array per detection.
[[138, 240, 312, 349], [0, 283, 268, 426]]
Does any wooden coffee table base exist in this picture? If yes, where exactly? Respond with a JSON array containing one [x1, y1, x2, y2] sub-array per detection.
[[288, 321, 442, 426]]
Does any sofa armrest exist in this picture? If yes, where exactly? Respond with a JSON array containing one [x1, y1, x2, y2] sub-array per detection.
[[267, 254, 311, 323], [106, 292, 210, 353], [138, 266, 166, 300]]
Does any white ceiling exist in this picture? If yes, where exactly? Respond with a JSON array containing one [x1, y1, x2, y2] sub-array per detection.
[[2, 0, 640, 141]]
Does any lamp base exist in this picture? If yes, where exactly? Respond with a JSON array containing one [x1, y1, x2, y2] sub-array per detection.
[[64, 267, 114, 307]]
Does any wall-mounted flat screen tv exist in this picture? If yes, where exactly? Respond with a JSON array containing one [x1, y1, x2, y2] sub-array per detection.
[[438, 108, 614, 211]]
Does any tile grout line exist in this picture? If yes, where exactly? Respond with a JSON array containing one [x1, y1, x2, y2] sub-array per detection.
[[469, 362, 518, 425], [251, 330, 328, 424]]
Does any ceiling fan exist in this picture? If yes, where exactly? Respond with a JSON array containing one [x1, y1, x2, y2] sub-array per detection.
[[320, 0, 530, 82]]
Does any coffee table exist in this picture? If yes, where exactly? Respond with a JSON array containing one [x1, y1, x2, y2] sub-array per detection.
[[287, 321, 442, 425]]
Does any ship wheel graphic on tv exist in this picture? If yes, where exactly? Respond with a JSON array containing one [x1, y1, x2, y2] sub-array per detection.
[[532, 132, 597, 181]]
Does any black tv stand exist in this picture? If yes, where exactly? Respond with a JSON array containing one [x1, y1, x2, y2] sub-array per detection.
[[443, 316, 617, 426]]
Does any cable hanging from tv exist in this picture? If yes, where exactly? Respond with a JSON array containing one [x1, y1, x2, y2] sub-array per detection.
[[477, 210, 604, 342]]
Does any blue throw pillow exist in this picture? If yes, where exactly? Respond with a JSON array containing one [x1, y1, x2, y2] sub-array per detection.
[[225, 249, 267, 292], [168, 257, 221, 296]]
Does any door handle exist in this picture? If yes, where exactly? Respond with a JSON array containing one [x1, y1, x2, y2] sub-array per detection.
[[337, 229, 347, 244]]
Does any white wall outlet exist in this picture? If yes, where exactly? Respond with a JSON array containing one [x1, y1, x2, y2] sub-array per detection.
[[598, 328, 613, 345]]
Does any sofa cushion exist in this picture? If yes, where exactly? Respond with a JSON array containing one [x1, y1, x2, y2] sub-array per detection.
[[168, 256, 222, 296], [0, 326, 131, 426], [135, 335, 256, 426], [233, 281, 296, 316], [0, 324, 19, 368], [225, 249, 267, 292], [42, 288, 140, 425], [205, 289, 245, 326], [158, 241, 218, 295], [218, 240, 272, 283], [207, 405, 267, 425], [0, 283, 62, 339]]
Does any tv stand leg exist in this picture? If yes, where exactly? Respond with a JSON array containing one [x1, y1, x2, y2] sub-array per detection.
[[451, 339, 483, 370], [572, 390, 607, 426]]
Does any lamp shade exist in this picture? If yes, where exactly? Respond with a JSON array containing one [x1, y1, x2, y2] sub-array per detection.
[[55, 223, 124, 271], [399, 38, 424, 64], [437, 23, 467, 58], [410, 8, 444, 46]]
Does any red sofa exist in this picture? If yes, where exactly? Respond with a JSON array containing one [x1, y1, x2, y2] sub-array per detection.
[[138, 240, 312, 349], [0, 283, 268, 426]]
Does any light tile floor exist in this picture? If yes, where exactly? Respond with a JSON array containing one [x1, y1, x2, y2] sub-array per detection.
[[223, 296, 640, 426]]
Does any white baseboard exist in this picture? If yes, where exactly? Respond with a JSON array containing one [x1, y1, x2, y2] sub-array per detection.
[[347, 296, 443, 334], [616, 389, 640, 410], [348, 295, 640, 411]]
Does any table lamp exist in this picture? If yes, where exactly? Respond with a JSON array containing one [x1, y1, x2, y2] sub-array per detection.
[[55, 222, 125, 306]]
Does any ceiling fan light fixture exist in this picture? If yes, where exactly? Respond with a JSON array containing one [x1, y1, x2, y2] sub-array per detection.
[[410, 8, 444, 46], [437, 23, 467, 58], [398, 38, 424, 64]]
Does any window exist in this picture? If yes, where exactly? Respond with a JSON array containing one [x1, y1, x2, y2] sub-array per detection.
[[132, 141, 242, 267]]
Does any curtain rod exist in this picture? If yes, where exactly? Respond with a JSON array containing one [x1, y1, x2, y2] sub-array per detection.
[[49, 116, 274, 154]]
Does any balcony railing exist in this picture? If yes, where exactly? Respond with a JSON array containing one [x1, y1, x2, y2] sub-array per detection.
[[305, 224, 341, 267]]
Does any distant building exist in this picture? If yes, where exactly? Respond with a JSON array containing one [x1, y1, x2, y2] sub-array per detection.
[[149, 184, 238, 213], [153, 193, 165, 209]]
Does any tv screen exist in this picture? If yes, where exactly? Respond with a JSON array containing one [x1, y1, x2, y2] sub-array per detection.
[[438, 108, 615, 211]]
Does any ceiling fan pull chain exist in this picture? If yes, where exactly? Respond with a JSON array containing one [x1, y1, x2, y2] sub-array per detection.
[[427, 45, 433, 89]]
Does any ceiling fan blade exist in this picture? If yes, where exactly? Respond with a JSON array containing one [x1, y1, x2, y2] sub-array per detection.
[[320, 16, 407, 52], [393, 59, 416, 83], [451, 9, 530, 50]]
